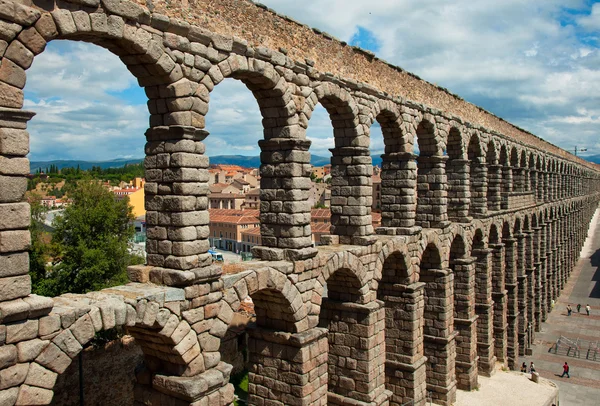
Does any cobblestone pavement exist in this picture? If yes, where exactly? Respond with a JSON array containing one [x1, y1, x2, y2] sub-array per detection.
[[520, 209, 600, 405]]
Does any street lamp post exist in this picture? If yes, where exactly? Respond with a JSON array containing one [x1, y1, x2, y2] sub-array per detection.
[[574, 147, 587, 157]]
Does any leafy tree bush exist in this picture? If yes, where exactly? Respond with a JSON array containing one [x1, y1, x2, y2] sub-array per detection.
[[33, 180, 137, 296]]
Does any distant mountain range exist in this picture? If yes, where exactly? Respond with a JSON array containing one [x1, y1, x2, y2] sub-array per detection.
[[30, 158, 144, 173], [30, 153, 598, 174], [30, 155, 385, 173]]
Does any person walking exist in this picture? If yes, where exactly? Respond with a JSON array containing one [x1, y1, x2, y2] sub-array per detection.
[[560, 362, 570, 378], [577, 303, 582, 313], [530, 362, 536, 374], [567, 305, 572, 316], [521, 362, 527, 373], [586, 304, 591, 316]]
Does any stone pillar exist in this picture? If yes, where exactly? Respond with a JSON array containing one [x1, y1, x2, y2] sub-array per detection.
[[515, 233, 529, 356], [451, 258, 478, 390], [320, 300, 391, 406], [144, 126, 215, 284], [416, 155, 449, 229], [536, 169, 544, 202], [501, 164, 513, 210], [447, 158, 471, 222], [523, 167, 531, 191], [513, 166, 524, 193], [503, 237, 519, 369], [255, 138, 317, 261], [530, 169, 537, 202], [487, 164, 502, 212], [422, 269, 457, 406], [247, 327, 328, 406], [532, 227, 543, 331], [382, 282, 428, 406], [543, 171, 550, 202], [378, 152, 421, 235], [524, 231, 535, 348], [474, 248, 496, 376], [469, 159, 488, 217], [330, 146, 374, 245], [0, 108, 35, 304], [490, 243, 507, 364]]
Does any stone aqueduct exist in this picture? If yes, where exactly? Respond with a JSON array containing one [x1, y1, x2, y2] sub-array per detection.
[[0, 0, 599, 405]]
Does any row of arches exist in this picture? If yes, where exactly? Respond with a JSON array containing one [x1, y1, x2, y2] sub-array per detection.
[[216, 197, 598, 406]]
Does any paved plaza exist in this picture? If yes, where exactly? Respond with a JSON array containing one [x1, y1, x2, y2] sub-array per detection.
[[520, 208, 600, 405]]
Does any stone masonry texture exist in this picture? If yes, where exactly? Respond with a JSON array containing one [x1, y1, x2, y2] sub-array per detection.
[[0, 1, 599, 405]]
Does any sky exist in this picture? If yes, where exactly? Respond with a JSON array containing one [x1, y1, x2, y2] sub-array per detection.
[[23, 0, 600, 161]]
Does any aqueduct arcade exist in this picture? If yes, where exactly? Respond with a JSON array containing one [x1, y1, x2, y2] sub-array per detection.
[[1, 1, 600, 405]]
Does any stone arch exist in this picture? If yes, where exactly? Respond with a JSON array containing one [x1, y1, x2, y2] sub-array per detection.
[[447, 126, 470, 221], [468, 131, 487, 216], [309, 82, 372, 243], [370, 99, 408, 153], [499, 143, 511, 208], [376, 243, 427, 405], [207, 54, 298, 140], [0, 4, 178, 112], [415, 117, 440, 156], [415, 117, 449, 228], [486, 139, 502, 211], [16, 291, 206, 405], [218, 267, 307, 335], [418, 241, 457, 403], [374, 239, 415, 285], [315, 250, 370, 304], [449, 230, 478, 389]]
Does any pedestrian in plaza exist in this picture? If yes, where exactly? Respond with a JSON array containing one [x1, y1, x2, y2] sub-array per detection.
[[529, 362, 536, 374], [551, 299, 555, 310], [521, 362, 527, 373], [560, 362, 570, 378], [586, 304, 591, 316], [577, 303, 582, 313], [567, 304, 572, 316]]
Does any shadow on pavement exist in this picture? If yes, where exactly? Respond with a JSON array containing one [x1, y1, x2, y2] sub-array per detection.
[[590, 248, 600, 299]]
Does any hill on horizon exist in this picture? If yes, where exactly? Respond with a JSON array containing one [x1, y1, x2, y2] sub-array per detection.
[[30, 155, 380, 172], [33, 153, 599, 174]]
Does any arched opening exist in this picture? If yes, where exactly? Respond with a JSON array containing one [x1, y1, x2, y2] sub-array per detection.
[[378, 251, 426, 405], [520, 150, 529, 192], [204, 78, 263, 256], [536, 156, 544, 202], [415, 119, 448, 229], [528, 153, 536, 204], [372, 106, 407, 232], [23, 39, 149, 405], [318, 264, 387, 404], [419, 243, 456, 404], [486, 140, 501, 211], [305, 102, 334, 246], [500, 145, 511, 209], [246, 284, 328, 406], [449, 234, 478, 390], [467, 133, 487, 217], [310, 86, 372, 245], [446, 127, 470, 222], [510, 146, 520, 193]]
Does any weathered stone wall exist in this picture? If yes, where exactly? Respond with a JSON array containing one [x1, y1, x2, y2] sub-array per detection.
[[50, 335, 144, 406], [1, 1, 600, 406]]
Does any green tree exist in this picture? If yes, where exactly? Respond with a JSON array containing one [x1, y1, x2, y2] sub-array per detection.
[[36, 181, 136, 295], [29, 194, 50, 290]]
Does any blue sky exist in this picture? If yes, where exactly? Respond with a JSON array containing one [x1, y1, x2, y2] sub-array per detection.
[[23, 0, 600, 161]]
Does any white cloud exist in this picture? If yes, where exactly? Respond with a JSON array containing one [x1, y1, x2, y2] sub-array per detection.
[[22, 2, 600, 161], [24, 41, 148, 161], [578, 3, 600, 30]]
